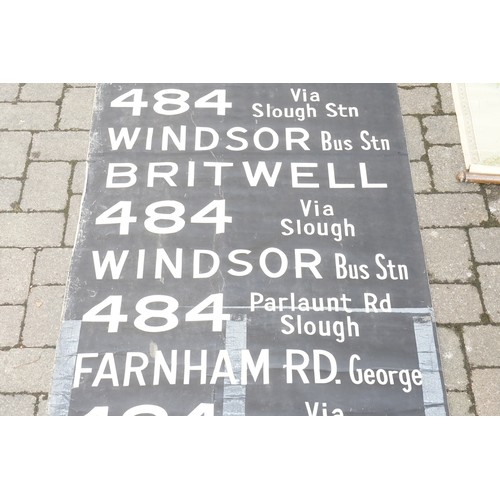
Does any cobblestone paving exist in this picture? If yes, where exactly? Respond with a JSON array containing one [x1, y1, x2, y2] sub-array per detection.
[[0, 83, 498, 415], [0, 83, 94, 415], [400, 83, 500, 416]]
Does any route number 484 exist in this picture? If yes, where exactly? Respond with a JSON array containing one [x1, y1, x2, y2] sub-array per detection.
[[82, 293, 229, 333], [110, 88, 232, 116], [96, 199, 232, 236]]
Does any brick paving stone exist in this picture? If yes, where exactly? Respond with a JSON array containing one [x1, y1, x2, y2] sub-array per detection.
[[463, 325, 500, 367], [423, 115, 461, 144], [410, 161, 432, 192], [0, 394, 36, 416], [471, 368, 500, 415], [72, 161, 87, 194], [447, 391, 475, 416], [446, 391, 474, 416], [33, 248, 73, 285], [0, 132, 31, 177], [0, 249, 35, 304], [59, 87, 95, 130], [21, 162, 71, 211], [477, 265, 500, 322], [421, 228, 473, 282], [20, 84, 64, 102], [469, 228, 500, 263], [30, 131, 90, 161], [415, 193, 488, 227], [0, 84, 19, 101], [0, 179, 22, 210], [431, 284, 483, 324], [0, 213, 65, 247], [437, 83, 456, 114], [428, 145, 479, 192], [0, 348, 55, 392], [398, 86, 438, 115], [446, 391, 475, 417], [64, 195, 82, 246], [0, 305, 24, 346], [23, 286, 65, 347], [402, 115, 425, 161], [437, 327, 468, 390], [485, 185, 500, 224], [0, 103, 58, 130]]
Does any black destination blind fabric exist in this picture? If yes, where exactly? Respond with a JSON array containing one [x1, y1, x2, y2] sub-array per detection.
[[49, 84, 447, 416]]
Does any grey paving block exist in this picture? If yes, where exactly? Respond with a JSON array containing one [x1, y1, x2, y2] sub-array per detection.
[[431, 284, 483, 324], [398, 86, 438, 115], [437, 327, 468, 391], [469, 228, 500, 263], [485, 185, 500, 224], [0, 305, 24, 346], [30, 131, 90, 161], [20, 84, 64, 102], [67, 83, 96, 87], [59, 87, 95, 130], [21, 162, 71, 211], [33, 248, 73, 285], [0, 213, 65, 247], [0, 84, 19, 101], [64, 194, 82, 246], [416, 193, 488, 227], [402, 115, 425, 161], [0, 179, 22, 210], [0, 348, 55, 392], [72, 161, 87, 194], [477, 265, 500, 322], [428, 145, 479, 192], [463, 325, 500, 367], [0, 103, 58, 130], [410, 162, 432, 193], [23, 286, 65, 347], [423, 115, 461, 145], [0, 132, 31, 177], [0, 248, 35, 304], [472, 368, 500, 415], [421, 228, 473, 282], [446, 391, 474, 416], [0, 394, 36, 416], [437, 83, 456, 114]]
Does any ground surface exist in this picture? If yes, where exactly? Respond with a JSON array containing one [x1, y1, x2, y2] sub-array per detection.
[[0, 83, 499, 415]]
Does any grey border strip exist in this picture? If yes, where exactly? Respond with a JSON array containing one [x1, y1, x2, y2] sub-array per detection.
[[413, 315, 447, 416], [48, 320, 82, 416], [222, 315, 247, 416]]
